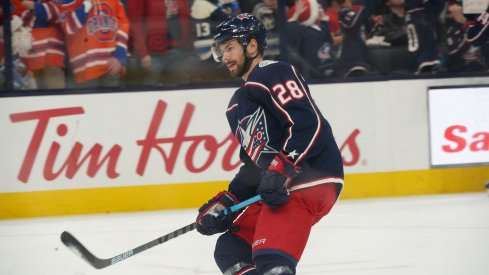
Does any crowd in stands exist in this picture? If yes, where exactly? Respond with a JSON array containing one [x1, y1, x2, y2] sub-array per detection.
[[1, 0, 489, 90]]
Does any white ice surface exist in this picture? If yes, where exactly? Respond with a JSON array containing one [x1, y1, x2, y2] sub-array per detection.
[[1, 192, 489, 275]]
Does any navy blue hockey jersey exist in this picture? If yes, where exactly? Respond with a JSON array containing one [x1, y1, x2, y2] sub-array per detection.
[[226, 60, 344, 200]]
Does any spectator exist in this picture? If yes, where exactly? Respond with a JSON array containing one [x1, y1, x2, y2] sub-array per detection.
[[191, 0, 227, 63], [59, 0, 129, 88], [404, 0, 445, 74], [335, 0, 370, 77], [287, 0, 335, 78], [21, 0, 66, 89], [366, 0, 412, 74], [369, 0, 407, 47], [1, 2, 31, 58], [465, 2, 489, 47], [252, 0, 280, 60], [126, 0, 193, 86], [356, 0, 376, 16], [0, 14, 36, 90], [238, 0, 261, 13], [444, 0, 486, 72], [190, 0, 240, 82], [324, 0, 343, 47]]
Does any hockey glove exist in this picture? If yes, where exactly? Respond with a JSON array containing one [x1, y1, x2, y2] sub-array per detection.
[[258, 152, 300, 208], [196, 191, 238, 235]]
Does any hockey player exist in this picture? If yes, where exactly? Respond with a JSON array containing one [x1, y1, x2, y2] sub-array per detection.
[[195, 13, 344, 275]]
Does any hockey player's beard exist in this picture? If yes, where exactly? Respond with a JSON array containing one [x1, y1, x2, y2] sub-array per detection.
[[227, 56, 246, 78], [230, 50, 257, 78], [227, 61, 243, 78], [237, 55, 253, 78]]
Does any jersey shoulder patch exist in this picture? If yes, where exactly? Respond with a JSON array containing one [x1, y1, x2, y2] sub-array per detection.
[[258, 60, 279, 67], [249, 60, 295, 84]]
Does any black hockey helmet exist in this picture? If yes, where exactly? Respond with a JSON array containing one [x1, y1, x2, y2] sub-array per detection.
[[212, 13, 268, 62]]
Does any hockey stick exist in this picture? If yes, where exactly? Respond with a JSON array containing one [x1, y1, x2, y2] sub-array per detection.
[[61, 194, 261, 269]]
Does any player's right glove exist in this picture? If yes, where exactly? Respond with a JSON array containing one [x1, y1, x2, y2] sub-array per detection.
[[196, 191, 238, 235], [258, 152, 300, 208]]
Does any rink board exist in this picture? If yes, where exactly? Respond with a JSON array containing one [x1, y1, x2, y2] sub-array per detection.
[[0, 166, 488, 219], [1, 77, 489, 218]]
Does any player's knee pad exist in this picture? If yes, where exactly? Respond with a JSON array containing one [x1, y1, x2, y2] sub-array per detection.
[[215, 232, 254, 273], [254, 254, 296, 274]]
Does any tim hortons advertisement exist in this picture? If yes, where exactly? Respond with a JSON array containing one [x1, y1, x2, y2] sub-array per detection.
[[0, 87, 369, 193], [429, 86, 489, 166], [5, 77, 486, 193], [0, 87, 370, 193]]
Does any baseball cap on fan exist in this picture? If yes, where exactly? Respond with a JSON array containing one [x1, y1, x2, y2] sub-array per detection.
[[287, 0, 320, 26]]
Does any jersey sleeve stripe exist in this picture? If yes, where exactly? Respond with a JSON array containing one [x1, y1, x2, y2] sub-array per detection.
[[227, 103, 238, 112], [37, 3, 52, 21], [71, 7, 86, 30], [289, 176, 344, 192]]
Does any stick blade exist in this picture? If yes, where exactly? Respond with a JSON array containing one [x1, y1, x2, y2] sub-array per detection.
[[60, 231, 110, 269]]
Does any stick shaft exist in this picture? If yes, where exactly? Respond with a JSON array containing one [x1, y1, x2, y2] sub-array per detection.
[[223, 194, 261, 215], [61, 194, 261, 269]]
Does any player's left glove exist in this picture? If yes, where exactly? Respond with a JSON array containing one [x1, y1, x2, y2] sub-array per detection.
[[258, 152, 301, 208], [196, 191, 238, 235]]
